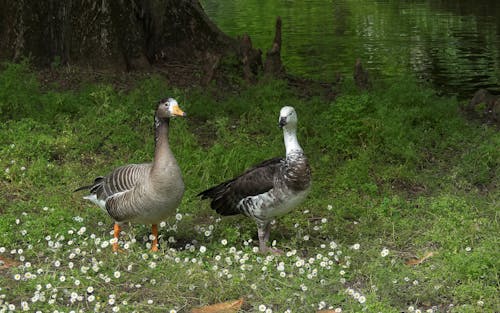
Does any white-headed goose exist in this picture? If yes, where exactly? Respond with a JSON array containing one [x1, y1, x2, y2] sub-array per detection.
[[198, 106, 311, 253], [75, 98, 186, 252]]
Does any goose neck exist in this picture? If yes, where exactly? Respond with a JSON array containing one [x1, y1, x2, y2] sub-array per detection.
[[283, 127, 302, 155], [153, 117, 174, 169]]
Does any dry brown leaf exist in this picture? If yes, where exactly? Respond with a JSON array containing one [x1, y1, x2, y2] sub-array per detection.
[[317, 310, 338, 313], [405, 251, 435, 266], [190, 298, 244, 313], [0, 256, 21, 270]]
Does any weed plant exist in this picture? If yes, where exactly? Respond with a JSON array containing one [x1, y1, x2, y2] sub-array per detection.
[[0, 62, 498, 312]]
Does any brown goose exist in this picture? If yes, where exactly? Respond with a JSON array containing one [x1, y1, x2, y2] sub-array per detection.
[[198, 106, 311, 253], [75, 98, 186, 252]]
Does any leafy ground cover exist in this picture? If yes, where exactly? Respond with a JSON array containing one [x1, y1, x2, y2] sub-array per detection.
[[0, 62, 498, 312]]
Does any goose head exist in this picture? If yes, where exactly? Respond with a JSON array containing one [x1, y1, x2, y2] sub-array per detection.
[[278, 106, 298, 130], [156, 98, 186, 119]]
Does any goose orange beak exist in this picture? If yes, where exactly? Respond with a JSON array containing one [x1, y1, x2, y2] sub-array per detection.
[[172, 105, 186, 117]]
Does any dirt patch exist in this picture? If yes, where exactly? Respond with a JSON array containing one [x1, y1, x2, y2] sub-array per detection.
[[389, 178, 428, 196], [37, 63, 204, 93], [0, 182, 29, 208], [286, 74, 339, 102], [187, 116, 218, 149]]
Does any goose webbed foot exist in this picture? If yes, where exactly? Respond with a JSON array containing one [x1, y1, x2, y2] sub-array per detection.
[[112, 246, 125, 253], [261, 246, 284, 255]]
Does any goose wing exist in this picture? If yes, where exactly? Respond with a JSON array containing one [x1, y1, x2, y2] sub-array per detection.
[[198, 157, 283, 216], [90, 164, 151, 199], [76, 163, 151, 221]]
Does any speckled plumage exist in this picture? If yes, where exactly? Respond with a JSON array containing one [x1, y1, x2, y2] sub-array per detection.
[[198, 106, 311, 253]]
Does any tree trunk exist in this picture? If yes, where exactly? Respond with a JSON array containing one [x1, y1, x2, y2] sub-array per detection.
[[0, 0, 263, 84]]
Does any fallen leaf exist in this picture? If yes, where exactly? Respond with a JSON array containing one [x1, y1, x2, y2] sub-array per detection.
[[0, 256, 21, 270], [405, 251, 434, 266], [190, 298, 244, 313], [317, 310, 338, 313]]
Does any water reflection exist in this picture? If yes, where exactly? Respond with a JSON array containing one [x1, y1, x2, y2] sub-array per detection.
[[201, 0, 500, 98]]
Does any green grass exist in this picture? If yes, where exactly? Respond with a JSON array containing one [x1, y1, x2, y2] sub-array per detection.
[[0, 62, 498, 312]]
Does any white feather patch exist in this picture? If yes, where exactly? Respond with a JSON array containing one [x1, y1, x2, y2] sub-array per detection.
[[238, 187, 310, 221], [83, 194, 106, 211]]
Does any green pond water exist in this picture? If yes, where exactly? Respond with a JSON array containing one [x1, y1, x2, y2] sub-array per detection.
[[201, 0, 500, 98]]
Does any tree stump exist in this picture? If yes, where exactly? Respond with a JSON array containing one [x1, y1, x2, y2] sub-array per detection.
[[467, 89, 500, 125], [264, 17, 285, 77], [239, 34, 263, 83]]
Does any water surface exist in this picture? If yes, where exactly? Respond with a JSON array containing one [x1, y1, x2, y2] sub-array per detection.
[[202, 0, 500, 98]]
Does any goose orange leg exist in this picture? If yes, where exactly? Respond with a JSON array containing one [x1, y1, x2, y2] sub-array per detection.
[[112, 223, 121, 252], [151, 224, 159, 252]]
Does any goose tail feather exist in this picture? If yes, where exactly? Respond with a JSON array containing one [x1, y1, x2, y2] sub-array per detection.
[[197, 182, 240, 216], [73, 184, 93, 193], [74, 176, 104, 193], [196, 182, 227, 199]]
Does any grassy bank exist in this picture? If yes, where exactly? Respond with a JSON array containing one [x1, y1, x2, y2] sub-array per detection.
[[0, 62, 498, 312]]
